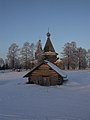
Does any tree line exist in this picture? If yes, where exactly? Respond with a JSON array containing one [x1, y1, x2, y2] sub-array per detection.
[[0, 41, 90, 70], [0, 40, 42, 70], [61, 41, 89, 70]]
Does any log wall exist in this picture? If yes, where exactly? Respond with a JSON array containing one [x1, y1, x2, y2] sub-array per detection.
[[29, 63, 62, 86]]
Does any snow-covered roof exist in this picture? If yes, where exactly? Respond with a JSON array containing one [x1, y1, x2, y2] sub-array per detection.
[[24, 60, 68, 79], [44, 60, 67, 78]]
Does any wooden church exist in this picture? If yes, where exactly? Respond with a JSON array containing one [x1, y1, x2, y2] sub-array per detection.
[[24, 32, 67, 86]]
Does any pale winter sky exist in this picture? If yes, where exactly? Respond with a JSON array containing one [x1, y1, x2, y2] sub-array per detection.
[[0, 0, 90, 59]]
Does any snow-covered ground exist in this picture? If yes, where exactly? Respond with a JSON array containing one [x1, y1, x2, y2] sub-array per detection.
[[0, 70, 90, 120]]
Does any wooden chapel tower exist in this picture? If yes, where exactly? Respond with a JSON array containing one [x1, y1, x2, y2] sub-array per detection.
[[42, 32, 58, 63]]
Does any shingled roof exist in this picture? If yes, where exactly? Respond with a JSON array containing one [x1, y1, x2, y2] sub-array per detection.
[[43, 32, 55, 52]]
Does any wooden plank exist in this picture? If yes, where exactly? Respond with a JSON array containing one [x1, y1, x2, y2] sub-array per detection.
[[31, 73, 57, 77], [31, 70, 57, 75], [39, 64, 50, 70]]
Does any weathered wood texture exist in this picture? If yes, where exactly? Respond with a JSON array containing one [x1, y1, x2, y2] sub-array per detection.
[[28, 63, 63, 86]]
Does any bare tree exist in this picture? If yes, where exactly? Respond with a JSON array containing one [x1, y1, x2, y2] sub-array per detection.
[[62, 42, 87, 70], [0, 58, 4, 70], [30, 43, 35, 60], [61, 42, 78, 70], [87, 49, 90, 68], [7, 43, 19, 69], [21, 42, 34, 69], [77, 47, 87, 69]]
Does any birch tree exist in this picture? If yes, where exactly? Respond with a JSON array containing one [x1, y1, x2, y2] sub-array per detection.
[[21, 42, 34, 69], [7, 43, 19, 69], [77, 47, 87, 69], [61, 42, 78, 70], [0, 58, 4, 70], [61, 42, 87, 70], [87, 49, 90, 68]]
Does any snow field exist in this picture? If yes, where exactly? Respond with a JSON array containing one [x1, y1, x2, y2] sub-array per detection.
[[0, 70, 90, 120]]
